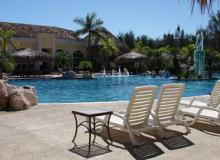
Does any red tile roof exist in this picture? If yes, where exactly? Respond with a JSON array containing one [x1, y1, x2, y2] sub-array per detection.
[[0, 22, 80, 40]]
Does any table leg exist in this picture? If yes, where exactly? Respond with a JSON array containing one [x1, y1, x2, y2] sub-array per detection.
[[72, 113, 78, 147], [88, 117, 91, 151], [92, 117, 96, 144]]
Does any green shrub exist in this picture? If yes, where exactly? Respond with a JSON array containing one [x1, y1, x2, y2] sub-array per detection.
[[79, 61, 93, 71]]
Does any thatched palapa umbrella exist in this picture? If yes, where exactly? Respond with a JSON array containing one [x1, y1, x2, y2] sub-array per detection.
[[12, 48, 52, 75], [12, 48, 52, 61], [116, 51, 147, 60], [116, 51, 147, 73]]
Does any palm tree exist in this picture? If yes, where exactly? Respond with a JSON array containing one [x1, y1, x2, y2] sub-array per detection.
[[100, 38, 119, 68], [205, 48, 220, 78], [54, 51, 72, 70], [0, 29, 18, 52], [191, 0, 216, 14], [0, 52, 15, 76], [74, 12, 103, 60], [0, 29, 17, 76]]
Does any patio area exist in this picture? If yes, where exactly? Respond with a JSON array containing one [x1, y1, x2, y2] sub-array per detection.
[[0, 99, 220, 160]]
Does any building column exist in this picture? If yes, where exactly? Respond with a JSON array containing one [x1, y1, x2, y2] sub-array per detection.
[[37, 34, 42, 51]]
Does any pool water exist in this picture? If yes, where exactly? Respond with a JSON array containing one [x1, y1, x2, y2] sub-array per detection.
[[9, 76, 219, 103]]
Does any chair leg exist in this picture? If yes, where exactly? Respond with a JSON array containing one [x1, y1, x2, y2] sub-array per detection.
[[125, 121, 138, 145], [157, 127, 166, 138], [128, 129, 138, 145], [179, 112, 191, 133], [183, 121, 191, 133]]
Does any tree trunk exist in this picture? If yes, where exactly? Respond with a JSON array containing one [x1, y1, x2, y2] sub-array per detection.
[[87, 31, 91, 61]]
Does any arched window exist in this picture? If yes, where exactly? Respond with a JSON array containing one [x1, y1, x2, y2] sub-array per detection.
[[73, 50, 83, 67]]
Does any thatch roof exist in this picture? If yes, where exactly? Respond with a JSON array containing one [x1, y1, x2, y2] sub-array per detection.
[[12, 48, 52, 60], [160, 52, 174, 59], [84, 27, 130, 52], [116, 51, 147, 60], [0, 22, 79, 40]]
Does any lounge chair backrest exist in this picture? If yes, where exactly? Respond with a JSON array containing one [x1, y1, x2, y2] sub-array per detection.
[[155, 83, 185, 123], [126, 85, 157, 128], [210, 80, 220, 108]]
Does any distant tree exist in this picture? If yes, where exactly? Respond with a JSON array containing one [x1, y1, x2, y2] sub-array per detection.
[[136, 35, 148, 46], [117, 32, 125, 41], [162, 33, 175, 47], [148, 51, 163, 73], [171, 53, 182, 78], [0, 52, 15, 75], [175, 25, 186, 48], [205, 48, 220, 78], [158, 45, 175, 54], [79, 60, 93, 71], [74, 12, 103, 60], [207, 11, 220, 51], [134, 41, 148, 54], [54, 51, 72, 69], [118, 31, 135, 49], [99, 38, 119, 68], [181, 44, 196, 60]]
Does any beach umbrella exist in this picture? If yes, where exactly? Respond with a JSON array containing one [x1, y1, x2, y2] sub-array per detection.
[[12, 48, 52, 76], [12, 48, 52, 61], [115, 51, 147, 73], [116, 51, 147, 60]]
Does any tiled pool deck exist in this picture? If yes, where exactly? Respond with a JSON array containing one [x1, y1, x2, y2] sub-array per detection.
[[0, 96, 220, 160]]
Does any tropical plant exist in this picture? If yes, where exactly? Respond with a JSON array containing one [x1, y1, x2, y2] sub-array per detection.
[[0, 51, 16, 75], [0, 29, 18, 52], [134, 41, 148, 54], [181, 44, 196, 60], [79, 60, 93, 71], [162, 33, 175, 47], [74, 12, 103, 60], [99, 38, 119, 68], [207, 10, 220, 51], [205, 48, 220, 78], [138, 35, 148, 47], [171, 53, 182, 78], [0, 29, 17, 76], [117, 31, 135, 49], [54, 51, 72, 69]]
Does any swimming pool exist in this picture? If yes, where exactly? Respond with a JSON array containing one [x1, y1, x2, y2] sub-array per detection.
[[9, 76, 218, 103]]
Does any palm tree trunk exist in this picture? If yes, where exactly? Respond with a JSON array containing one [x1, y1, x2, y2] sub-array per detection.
[[87, 31, 91, 61], [3, 40, 7, 53]]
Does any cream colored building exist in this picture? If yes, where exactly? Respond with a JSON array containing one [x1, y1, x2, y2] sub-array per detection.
[[0, 22, 130, 74], [0, 22, 87, 73]]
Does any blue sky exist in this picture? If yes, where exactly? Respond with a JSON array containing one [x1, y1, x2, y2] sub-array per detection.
[[0, 0, 219, 39]]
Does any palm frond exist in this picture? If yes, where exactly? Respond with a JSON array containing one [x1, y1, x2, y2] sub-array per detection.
[[74, 17, 86, 26], [191, 0, 214, 14], [75, 28, 88, 36]]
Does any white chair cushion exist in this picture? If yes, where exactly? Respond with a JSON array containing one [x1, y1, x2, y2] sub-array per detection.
[[96, 113, 125, 127], [181, 107, 219, 121], [181, 100, 207, 107]]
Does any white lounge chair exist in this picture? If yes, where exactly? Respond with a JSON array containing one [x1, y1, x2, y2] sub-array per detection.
[[97, 85, 158, 145], [150, 83, 190, 137], [180, 80, 220, 125]]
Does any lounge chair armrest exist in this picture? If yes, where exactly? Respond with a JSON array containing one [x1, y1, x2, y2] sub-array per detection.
[[186, 105, 220, 112], [150, 110, 161, 125], [216, 104, 220, 110], [192, 96, 211, 103]]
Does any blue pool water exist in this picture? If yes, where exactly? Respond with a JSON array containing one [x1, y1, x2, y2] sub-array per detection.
[[9, 76, 219, 103]]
